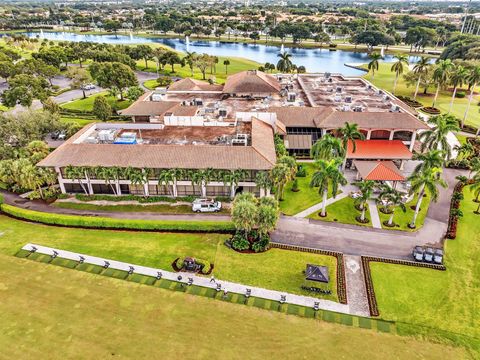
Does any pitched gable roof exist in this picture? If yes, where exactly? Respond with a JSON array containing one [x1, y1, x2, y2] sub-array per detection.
[[353, 160, 405, 181], [223, 70, 281, 94], [168, 78, 223, 92]]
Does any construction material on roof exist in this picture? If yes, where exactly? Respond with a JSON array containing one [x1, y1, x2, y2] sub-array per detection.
[[353, 160, 405, 181], [168, 78, 224, 92], [347, 140, 412, 160]]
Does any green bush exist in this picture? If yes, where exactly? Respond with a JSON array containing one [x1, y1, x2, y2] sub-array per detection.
[[194, 258, 212, 274], [252, 234, 270, 253], [455, 91, 466, 98], [0, 194, 3, 204], [74, 194, 197, 204], [0, 204, 235, 233], [296, 165, 307, 177], [291, 179, 299, 192], [231, 232, 250, 251]]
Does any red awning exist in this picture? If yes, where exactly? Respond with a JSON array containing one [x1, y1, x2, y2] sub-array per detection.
[[353, 160, 405, 181], [347, 140, 412, 160]]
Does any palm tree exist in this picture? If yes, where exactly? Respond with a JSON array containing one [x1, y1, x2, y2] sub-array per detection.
[[337, 122, 365, 169], [309, 158, 347, 217], [454, 142, 474, 160], [65, 165, 89, 195], [276, 52, 293, 73], [223, 59, 230, 74], [407, 167, 447, 228], [419, 114, 460, 160], [126, 167, 149, 194], [188, 169, 203, 196], [353, 180, 376, 222], [448, 65, 469, 113], [94, 166, 119, 195], [432, 59, 454, 108], [390, 54, 409, 94], [170, 168, 185, 198], [158, 169, 174, 196], [255, 171, 272, 197], [378, 184, 396, 213], [469, 174, 480, 205], [463, 65, 480, 129], [412, 149, 445, 174], [367, 52, 382, 79], [271, 163, 291, 201], [412, 57, 430, 100], [223, 169, 248, 199], [382, 188, 407, 226], [310, 134, 344, 161], [184, 51, 197, 76]]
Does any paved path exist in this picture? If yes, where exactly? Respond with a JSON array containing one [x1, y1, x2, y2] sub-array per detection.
[[367, 199, 382, 229], [343, 255, 369, 317], [294, 192, 348, 218], [24, 243, 352, 315]]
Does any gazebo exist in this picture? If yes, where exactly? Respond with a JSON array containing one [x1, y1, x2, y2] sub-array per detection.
[[353, 160, 405, 189]]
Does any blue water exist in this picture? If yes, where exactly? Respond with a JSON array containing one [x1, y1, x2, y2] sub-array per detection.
[[24, 31, 423, 75]]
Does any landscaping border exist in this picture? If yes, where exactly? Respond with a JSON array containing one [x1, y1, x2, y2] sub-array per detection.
[[269, 242, 347, 305], [446, 179, 470, 239], [361, 256, 446, 317], [0, 203, 235, 233]]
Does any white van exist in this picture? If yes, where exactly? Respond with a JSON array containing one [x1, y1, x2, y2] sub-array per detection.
[[191, 198, 222, 213]]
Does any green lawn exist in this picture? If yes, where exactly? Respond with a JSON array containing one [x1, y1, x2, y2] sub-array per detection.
[[363, 62, 480, 128], [0, 255, 467, 359], [60, 92, 132, 112], [52, 201, 229, 215], [370, 189, 480, 355], [308, 196, 372, 227], [0, 215, 336, 301], [137, 55, 262, 85], [60, 116, 96, 127], [143, 79, 159, 90], [279, 162, 338, 216], [377, 193, 431, 231]]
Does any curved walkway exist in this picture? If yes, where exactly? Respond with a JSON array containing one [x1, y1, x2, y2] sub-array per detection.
[[0, 169, 465, 259]]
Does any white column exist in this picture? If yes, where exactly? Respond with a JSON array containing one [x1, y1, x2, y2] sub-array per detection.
[[201, 182, 207, 197], [389, 131, 394, 140], [260, 188, 265, 197], [55, 167, 66, 194], [85, 171, 93, 195], [115, 181, 121, 195], [409, 132, 417, 152], [400, 160, 405, 170], [143, 183, 149, 196], [366, 130, 372, 140], [266, 188, 271, 197], [173, 179, 178, 198]]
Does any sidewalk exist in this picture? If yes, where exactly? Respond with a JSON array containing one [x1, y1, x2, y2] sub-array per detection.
[[23, 243, 354, 315], [367, 199, 382, 229]]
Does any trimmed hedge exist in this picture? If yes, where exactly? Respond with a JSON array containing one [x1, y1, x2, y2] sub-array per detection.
[[446, 180, 470, 239], [0, 194, 3, 205], [0, 204, 235, 233]]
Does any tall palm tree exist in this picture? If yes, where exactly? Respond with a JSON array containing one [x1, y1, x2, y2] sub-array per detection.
[[310, 134, 344, 161], [448, 65, 469, 113], [390, 54, 409, 94], [412, 57, 430, 100], [412, 149, 445, 174], [188, 169, 203, 196], [184, 51, 197, 76], [408, 167, 447, 228], [367, 52, 382, 79], [470, 174, 480, 207], [353, 180, 376, 222], [463, 65, 480, 129], [419, 114, 460, 160], [158, 169, 174, 196], [223, 169, 248, 199], [337, 122, 365, 169], [432, 59, 454, 108], [255, 171, 273, 197], [223, 59, 230, 74], [271, 163, 291, 201], [276, 52, 293, 73], [170, 168, 185, 198], [94, 166, 119, 195], [378, 184, 396, 213], [309, 158, 347, 217]]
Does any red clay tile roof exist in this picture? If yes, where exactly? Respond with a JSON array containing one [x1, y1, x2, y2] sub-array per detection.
[[119, 92, 179, 117], [267, 106, 335, 127], [168, 78, 223, 92], [353, 160, 405, 181], [320, 111, 429, 130], [223, 70, 281, 94], [38, 119, 276, 171], [347, 140, 412, 160]]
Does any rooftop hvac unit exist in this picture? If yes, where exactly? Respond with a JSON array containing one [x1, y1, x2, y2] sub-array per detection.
[[232, 138, 247, 146], [342, 104, 351, 111], [205, 107, 215, 114], [328, 77, 333, 83], [334, 95, 342, 102], [324, 72, 331, 79], [151, 93, 163, 102], [366, 84, 372, 89], [219, 108, 227, 117], [236, 134, 248, 140], [353, 106, 364, 112], [391, 104, 400, 112], [327, 85, 333, 92], [345, 96, 352, 103], [377, 89, 383, 95], [383, 94, 390, 101], [98, 129, 116, 142], [336, 86, 343, 93], [85, 136, 98, 144], [194, 98, 203, 106], [287, 92, 296, 102]]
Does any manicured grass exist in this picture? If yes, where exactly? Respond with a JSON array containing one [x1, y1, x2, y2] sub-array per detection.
[[214, 245, 338, 301], [137, 55, 262, 84], [0, 215, 335, 300], [279, 162, 337, 216], [362, 62, 480, 128], [308, 196, 372, 227], [52, 201, 229, 214], [143, 79, 159, 90], [377, 193, 431, 231], [60, 116, 96, 127], [455, 133, 468, 146], [0, 255, 467, 359], [370, 190, 480, 355], [61, 92, 132, 112]]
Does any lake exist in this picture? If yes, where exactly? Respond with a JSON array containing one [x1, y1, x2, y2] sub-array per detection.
[[24, 31, 424, 76]]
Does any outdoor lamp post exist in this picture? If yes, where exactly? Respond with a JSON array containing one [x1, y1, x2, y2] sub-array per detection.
[[156, 271, 162, 280]]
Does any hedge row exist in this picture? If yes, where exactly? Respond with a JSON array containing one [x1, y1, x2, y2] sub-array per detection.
[[0, 204, 235, 233], [446, 180, 470, 239], [269, 242, 347, 305], [361, 256, 446, 317]]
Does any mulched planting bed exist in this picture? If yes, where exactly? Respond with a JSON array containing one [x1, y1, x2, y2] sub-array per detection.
[[420, 106, 441, 115]]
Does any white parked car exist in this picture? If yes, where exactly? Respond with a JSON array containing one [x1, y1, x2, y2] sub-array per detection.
[[81, 83, 96, 90], [192, 198, 222, 213]]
